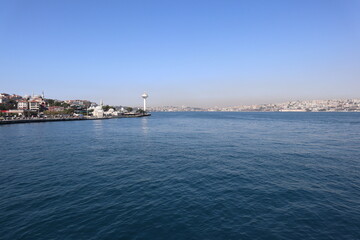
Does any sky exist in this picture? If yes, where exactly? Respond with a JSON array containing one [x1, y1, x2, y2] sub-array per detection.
[[0, 0, 359, 107]]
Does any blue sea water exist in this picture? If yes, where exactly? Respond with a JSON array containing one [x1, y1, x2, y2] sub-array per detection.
[[0, 112, 360, 240]]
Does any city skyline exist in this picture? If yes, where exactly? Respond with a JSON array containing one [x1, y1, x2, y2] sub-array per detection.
[[1, 0, 359, 107], [2, 91, 360, 112]]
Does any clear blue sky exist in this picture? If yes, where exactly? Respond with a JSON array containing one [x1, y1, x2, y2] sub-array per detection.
[[1, 0, 359, 107]]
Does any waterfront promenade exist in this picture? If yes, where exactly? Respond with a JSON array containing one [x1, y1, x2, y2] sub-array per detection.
[[0, 113, 151, 125]]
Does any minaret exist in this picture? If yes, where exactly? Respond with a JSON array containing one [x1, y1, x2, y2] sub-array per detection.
[[142, 93, 148, 112], [42, 90, 45, 99]]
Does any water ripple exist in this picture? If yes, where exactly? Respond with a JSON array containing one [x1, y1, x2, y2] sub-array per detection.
[[0, 112, 359, 239]]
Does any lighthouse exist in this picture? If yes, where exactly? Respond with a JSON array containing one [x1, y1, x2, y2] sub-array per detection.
[[142, 93, 148, 112]]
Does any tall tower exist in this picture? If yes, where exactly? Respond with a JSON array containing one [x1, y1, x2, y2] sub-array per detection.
[[142, 93, 148, 112]]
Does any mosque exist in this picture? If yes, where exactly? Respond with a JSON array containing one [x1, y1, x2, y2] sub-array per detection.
[[90, 93, 149, 118], [92, 100, 104, 118]]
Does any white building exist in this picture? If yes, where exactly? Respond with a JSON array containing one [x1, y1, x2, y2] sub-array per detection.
[[29, 101, 41, 110], [104, 108, 122, 117], [0, 94, 9, 104], [17, 100, 29, 110], [142, 93, 148, 111], [92, 100, 104, 118], [92, 106, 104, 118]]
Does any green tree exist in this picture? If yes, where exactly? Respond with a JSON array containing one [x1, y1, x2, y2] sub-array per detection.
[[64, 108, 75, 114], [46, 99, 55, 106], [61, 102, 70, 108], [8, 100, 17, 109], [136, 109, 145, 114], [0, 104, 7, 110], [44, 110, 57, 115], [0, 100, 17, 110], [125, 107, 133, 112], [102, 105, 111, 111]]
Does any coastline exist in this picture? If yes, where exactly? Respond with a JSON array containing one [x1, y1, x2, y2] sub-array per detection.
[[0, 113, 151, 125]]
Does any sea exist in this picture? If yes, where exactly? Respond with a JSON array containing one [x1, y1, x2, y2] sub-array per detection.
[[0, 112, 359, 240]]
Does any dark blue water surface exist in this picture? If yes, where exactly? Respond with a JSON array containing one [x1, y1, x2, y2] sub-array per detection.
[[1, 112, 360, 240]]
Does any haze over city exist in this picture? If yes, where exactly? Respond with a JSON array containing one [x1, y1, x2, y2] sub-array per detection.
[[1, 0, 359, 107]]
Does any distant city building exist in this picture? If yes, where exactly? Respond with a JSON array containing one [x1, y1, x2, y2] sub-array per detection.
[[0, 93, 10, 104], [28, 95, 46, 111], [104, 108, 122, 117], [2, 90, 360, 113], [0, 97, 7, 104], [47, 106, 65, 112], [16, 93, 47, 111], [9, 94, 22, 101], [65, 100, 91, 108], [29, 99, 42, 110], [148, 99, 360, 112], [17, 100, 29, 110]]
